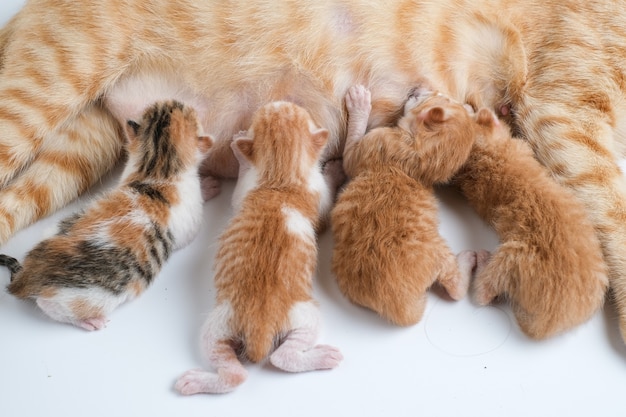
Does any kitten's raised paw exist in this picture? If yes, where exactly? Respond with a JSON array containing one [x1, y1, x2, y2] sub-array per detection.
[[345, 85, 372, 115], [201, 175, 221, 202], [270, 344, 343, 373]]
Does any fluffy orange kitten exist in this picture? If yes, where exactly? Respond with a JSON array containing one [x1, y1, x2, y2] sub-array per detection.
[[331, 85, 477, 326], [2, 0, 626, 340], [175, 102, 342, 395], [454, 109, 609, 339]]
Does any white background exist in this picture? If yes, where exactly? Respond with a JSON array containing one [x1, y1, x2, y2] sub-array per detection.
[[1, 1, 626, 416]]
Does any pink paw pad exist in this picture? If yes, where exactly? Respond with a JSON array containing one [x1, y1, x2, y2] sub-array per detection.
[[77, 317, 108, 331]]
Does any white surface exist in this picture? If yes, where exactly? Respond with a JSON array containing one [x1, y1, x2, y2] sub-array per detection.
[[1, 2, 626, 416]]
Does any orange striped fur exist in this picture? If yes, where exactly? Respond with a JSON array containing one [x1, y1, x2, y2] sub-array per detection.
[[454, 109, 609, 338], [175, 102, 342, 395], [1, 0, 626, 340], [332, 86, 477, 326]]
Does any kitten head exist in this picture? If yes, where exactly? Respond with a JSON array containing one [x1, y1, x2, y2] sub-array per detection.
[[232, 101, 329, 185], [124, 100, 213, 179], [396, 89, 476, 184]]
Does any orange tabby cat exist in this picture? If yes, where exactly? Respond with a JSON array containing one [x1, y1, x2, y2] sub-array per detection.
[[454, 109, 609, 338], [1, 0, 626, 340], [331, 85, 477, 326], [175, 102, 342, 395]]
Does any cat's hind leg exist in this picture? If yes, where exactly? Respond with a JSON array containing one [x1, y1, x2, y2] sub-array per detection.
[[175, 303, 247, 395], [269, 301, 343, 373], [0, 103, 122, 244], [436, 250, 477, 301]]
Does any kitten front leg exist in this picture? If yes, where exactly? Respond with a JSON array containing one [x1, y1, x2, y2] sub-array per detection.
[[269, 301, 343, 373], [344, 85, 372, 155]]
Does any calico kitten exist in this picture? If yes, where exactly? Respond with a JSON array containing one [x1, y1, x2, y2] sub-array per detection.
[[2, 100, 211, 331], [454, 109, 609, 339], [331, 85, 477, 326], [175, 101, 342, 395]]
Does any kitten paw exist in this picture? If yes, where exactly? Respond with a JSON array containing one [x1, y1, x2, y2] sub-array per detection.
[[345, 85, 372, 116], [447, 250, 477, 300], [76, 317, 108, 331], [175, 367, 247, 395], [473, 250, 499, 305], [201, 176, 221, 201], [270, 344, 343, 373]]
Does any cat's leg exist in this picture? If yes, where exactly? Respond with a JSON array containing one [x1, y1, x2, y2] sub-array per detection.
[[343, 85, 372, 156], [437, 250, 477, 301], [0, 103, 122, 244], [269, 301, 343, 373], [175, 303, 247, 395], [471, 249, 501, 305], [515, 76, 626, 339]]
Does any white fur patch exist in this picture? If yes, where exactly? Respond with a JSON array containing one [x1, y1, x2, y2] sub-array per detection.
[[307, 166, 331, 215], [168, 168, 205, 250], [282, 206, 314, 241], [232, 166, 259, 212], [288, 301, 321, 331]]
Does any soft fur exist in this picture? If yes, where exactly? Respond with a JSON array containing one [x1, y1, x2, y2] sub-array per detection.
[[454, 109, 609, 339], [1, 101, 211, 330], [175, 102, 342, 395], [332, 85, 477, 326], [1, 0, 626, 340]]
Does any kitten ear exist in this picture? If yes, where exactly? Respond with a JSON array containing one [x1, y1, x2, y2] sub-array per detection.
[[231, 138, 254, 165], [198, 135, 214, 155], [125, 120, 141, 141], [476, 108, 497, 127], [311, 128, 329, 150], [425, 107, 448, 124]]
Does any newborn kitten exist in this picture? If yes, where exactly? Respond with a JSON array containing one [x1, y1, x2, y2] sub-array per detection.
[[454, 109, 609, 339], [175, 101, 342, 395], [2, 101, 211, 331], [331, 85, 477, 326]]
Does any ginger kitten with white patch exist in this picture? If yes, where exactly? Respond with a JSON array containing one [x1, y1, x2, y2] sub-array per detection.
[[1, 101, 211, 330], [454, 109, 609, 339], [331, 85, 477, 326], [175, 102, 342, 395]]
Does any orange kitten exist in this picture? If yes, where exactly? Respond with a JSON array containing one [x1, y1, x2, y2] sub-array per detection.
[[454, 109, 609, 339], [331, 86, 477, 326], [175, 102, 342, 395], [2, 0, 626, 340]]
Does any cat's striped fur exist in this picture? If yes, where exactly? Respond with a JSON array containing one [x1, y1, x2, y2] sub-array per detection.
[[2, 100, 211, 330], [175, 102, 342, 395], [1, 0, 626, 340]]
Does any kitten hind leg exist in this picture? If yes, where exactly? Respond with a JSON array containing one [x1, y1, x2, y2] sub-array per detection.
[[472, 249, 504, 305], [270, 301, 343, 373], [436, 250, 476, 301], [176, 303, 247, 395]]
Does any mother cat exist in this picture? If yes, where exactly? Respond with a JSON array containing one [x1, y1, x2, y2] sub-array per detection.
[[1, 0, 626, 341]]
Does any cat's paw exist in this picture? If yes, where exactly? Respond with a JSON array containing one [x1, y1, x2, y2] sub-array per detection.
[[270, 344, 343, 373], [76, 317, 108, 331], [447, 250, 477, 300], [201, 176, 221, 202], [175, 368, 247, 395], [473, 250, 499, 305], [345, 85, 372, 116]]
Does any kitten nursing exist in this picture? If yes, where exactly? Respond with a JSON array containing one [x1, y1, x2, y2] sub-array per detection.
[[1, 101, 211, 331], [331, 85, 477, 326], [454, 109, 609, 339], [175, 102, 342, 395]]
